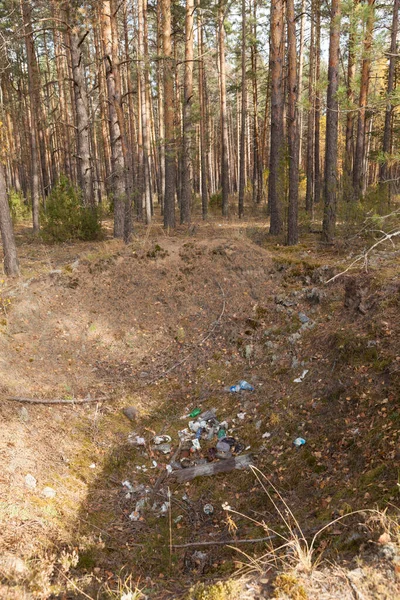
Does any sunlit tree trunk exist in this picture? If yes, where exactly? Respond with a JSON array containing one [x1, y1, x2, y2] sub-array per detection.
[[68, 15, 94, 206], [287, 0, 299, 245], [20, 0, 40, 232], [101, 0, 126, 238], [268, 0, 284, 234], [197, 1, 209, 219], [162, 0, 176, 228], [305, 2, 315, 212], [0, 163, 19, 277]]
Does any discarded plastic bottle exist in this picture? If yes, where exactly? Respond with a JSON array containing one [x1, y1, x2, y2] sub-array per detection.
[[293, 437, 306, 447], [217, 428, 226, 439], [203, 504, 214, 515], [189, 407, 202, 418], [229, 385, 241, 393], [239, 380, 254, 391], [195, 428, 203, 439]]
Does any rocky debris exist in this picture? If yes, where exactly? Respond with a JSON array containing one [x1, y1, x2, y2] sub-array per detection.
[[344, 275, 377, 315], [305, 287, 325, 304]]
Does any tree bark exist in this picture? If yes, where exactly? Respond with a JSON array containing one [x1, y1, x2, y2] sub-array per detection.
[[268, 0, 284, 234], [0, 164, 19, 277], [286, 0, 299, 245], [322, 0, 341, 243]]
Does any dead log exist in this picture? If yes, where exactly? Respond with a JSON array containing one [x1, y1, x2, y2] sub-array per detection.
[[170, 454, 253, 483]]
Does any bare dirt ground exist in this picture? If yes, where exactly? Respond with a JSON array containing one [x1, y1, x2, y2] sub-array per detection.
[[0, 219, 399, 599]]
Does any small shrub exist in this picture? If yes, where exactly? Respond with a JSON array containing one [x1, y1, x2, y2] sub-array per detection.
[[8, 189, 31, 223], [41, 177, 102, 242], [209, 191, 222, 212]]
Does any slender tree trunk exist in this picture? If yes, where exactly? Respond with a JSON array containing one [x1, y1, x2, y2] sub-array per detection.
[[238, 0, 246, 218], [219, 0, 229, 217], [101, 0, 126, 238], [268, 0, 285, 234], [181, 0, 194, 223], [68, 18, 94, 206], [162, 0, 176, 228], [297, 0, 306, 170], [322, 0, 341, 243], [157, 0, 165, 211], [20, 0, 40, 232], [197, 1, 209, 219], [0, 164, 19, 277], [380, 0, 399, 188], [287, 0, 299, 245], [353, 0, 375, 200], [343, 1, 358, 200], [314, 4, 321, 205], [305, 2, 315, 212], [138, 0, 152, 224]]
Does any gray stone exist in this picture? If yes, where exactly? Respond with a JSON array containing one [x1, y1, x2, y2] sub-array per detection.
[[122, 406, 138, 421]]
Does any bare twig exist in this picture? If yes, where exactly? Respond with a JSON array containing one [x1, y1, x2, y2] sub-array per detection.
[[171, 535, 276, 549], [326, 230, 400, 284], [6, 396, 107, 405]]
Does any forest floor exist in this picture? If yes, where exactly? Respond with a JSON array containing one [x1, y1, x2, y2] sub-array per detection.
[[0, 213, 399, 599]]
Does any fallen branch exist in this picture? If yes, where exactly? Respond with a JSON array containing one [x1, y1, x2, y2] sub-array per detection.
[[170, 454, 253, 483], [6, 396, 106, 405], [172, 535, 276, 549], [326, 230, 400, 284]]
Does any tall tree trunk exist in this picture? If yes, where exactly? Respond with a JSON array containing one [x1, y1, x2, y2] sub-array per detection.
[[181, 0, 194, 223], [379, 0, 399, 188], [157, 0, 165, 211], [314, 4, 321, 205], [68, 17, 94, 206], [297, 0, 306, 170], [197, 1, 209, 219], [20, 0, 40, 232], [0, 163, 19, 277], [353, 0, 375, 200], [219, 0, 230, 217], [344, 0, 358, 200], [305, 2, 315, 212], [101, 0, 127, 238], [138, 0, 152, 224], [322, 0, 341, 243], [238, 0, 246, 218], [268, 0, 285, 234], [287, 0, 299, 245], [162, 0, 176, 228]]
